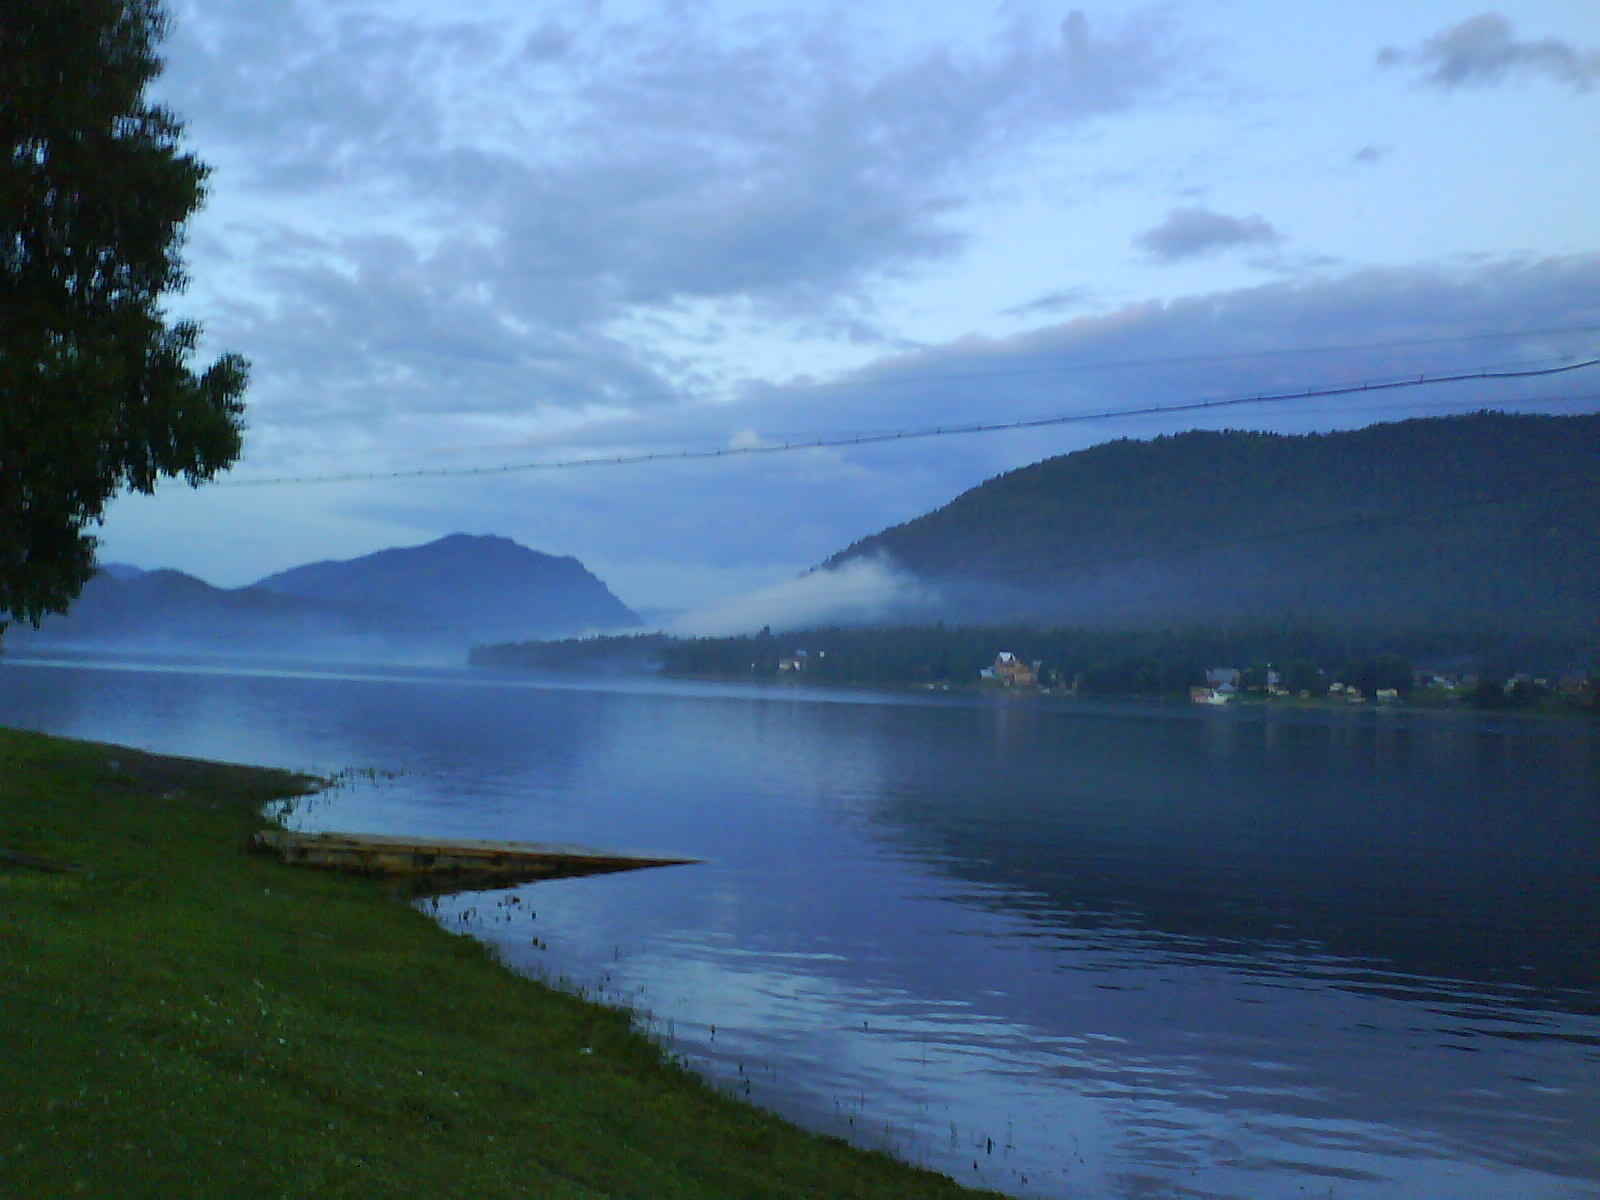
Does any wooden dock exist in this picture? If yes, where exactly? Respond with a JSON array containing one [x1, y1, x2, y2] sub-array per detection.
[[251, 829, 698, 896]]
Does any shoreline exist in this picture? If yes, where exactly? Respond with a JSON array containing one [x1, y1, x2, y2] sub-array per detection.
[[0, 726, 996, 1199], [644, 667, 1596, 721], [9, 643, 1589, 724]]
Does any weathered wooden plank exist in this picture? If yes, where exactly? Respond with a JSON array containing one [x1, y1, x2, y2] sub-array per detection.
[[250, 829, 697, 894]]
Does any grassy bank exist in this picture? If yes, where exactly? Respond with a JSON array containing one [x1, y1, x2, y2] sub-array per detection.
[[0, 727, 993, 1199]]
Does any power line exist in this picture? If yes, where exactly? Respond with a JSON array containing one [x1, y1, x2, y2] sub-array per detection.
[[766, 324, 1600, 392], [1143, 391, 1598, 427], [222, 356, 1600, 488], [335, 327, 1600, 459]]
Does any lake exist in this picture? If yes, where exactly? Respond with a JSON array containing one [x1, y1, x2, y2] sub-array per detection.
[[2, 652, 1596, 1199]]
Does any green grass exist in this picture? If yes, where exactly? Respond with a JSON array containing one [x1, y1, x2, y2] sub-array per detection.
[[0, 728, 996, 1199]]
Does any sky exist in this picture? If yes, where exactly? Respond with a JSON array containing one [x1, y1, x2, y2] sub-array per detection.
[[102, 0, 1600, 624]]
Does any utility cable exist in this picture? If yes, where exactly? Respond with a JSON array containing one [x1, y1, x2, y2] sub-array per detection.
[[766, 324, 1600, 391], [221, 356, 1600, 487]]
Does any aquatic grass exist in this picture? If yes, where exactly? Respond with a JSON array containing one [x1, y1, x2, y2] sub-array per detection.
[[0, 727, 997, 1199]]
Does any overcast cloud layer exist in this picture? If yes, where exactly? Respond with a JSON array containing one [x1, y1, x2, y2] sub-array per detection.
[[101, 1, 1600, 619]]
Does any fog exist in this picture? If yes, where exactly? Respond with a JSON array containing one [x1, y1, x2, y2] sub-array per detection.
[[0, 629, 476, 672], [669, 556, 939, 638]]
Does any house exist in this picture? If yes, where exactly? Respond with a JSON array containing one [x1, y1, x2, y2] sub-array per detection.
[[992, 651, 1036, 687], [1558, 674, 1593, 700], [778, 649, 809, 672], [1205, 668, 1240, 693]]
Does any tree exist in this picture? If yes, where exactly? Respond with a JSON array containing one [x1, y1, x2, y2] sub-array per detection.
[[1282, 658, 1325, 696], [1, 0, 247, 636], [1336, 653, 1413, 697]]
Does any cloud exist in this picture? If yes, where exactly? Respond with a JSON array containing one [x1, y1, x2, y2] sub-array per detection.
[[455, 255, 1600, 576], [148, 0, 1181, 478], [161, 2, 1175, 321], [88, 3, 1600, 614], [648, 254, 1600, 530], [1133, 207, 1283, 262], [108, 253, 1600, 606], [670, 555, 938, 637], [521, 22, 573, 63], [1377, 13, 1600, 91], [1002, 287, 1095, 319]]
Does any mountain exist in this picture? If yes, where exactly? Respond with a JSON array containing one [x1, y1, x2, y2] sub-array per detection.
[[95, 563, 147, 581], [824, 412, 1600, 645], [4, 569, 373, 648], [251, 534, 639, 639], [6, 535, 640, 657]]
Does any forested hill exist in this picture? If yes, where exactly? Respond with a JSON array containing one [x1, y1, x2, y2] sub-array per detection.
[[6, 534, 640, 656], [824, 412, 1600, 644], [252, 533, 639, 637]]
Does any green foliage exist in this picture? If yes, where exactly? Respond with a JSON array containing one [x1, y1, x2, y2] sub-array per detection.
[[479, 621, 1580, 704], [470, 632, 675, 670], [661, 623, 1533, 695], [1282, 658, 1326, 696], [1336, 653, 1414, 696], [1470, 679, 1508, 709], [1, 0, 247, 631], [824, 413, 1600, 649], [1506, 678, 1550, 707], [0, 728, 995, 1199]]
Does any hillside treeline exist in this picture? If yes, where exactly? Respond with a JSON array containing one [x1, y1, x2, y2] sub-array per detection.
[[825, 412, 1600, 642], [474, 622, 1593, 702]]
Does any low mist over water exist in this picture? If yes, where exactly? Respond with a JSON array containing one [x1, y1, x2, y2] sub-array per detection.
[[2, 654, 1595, 1199]]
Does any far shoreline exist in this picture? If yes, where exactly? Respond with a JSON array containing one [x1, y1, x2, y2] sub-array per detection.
[[6, 643, 1593, 723]]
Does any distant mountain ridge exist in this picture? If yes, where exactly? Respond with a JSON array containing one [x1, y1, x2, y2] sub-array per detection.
[[95, 563, 148, 581], [253, 534, 639, 638], [6, 534, 640, 656], [825, 411, 1599, 645]]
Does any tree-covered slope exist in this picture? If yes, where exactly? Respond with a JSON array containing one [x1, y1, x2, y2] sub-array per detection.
[[253, 533, 640, 639], [5, 570, 372, 646], [825, 412, 1599, 642]]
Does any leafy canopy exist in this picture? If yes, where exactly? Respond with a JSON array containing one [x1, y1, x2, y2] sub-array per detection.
[[1, 0, 246, 630]]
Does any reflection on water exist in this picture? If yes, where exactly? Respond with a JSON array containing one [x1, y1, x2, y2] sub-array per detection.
[[859, 701, 1600, 999], [2, 654, 1596, 1199]]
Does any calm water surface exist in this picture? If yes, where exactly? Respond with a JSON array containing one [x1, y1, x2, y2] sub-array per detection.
[[3, 653, 1597, 1199]]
